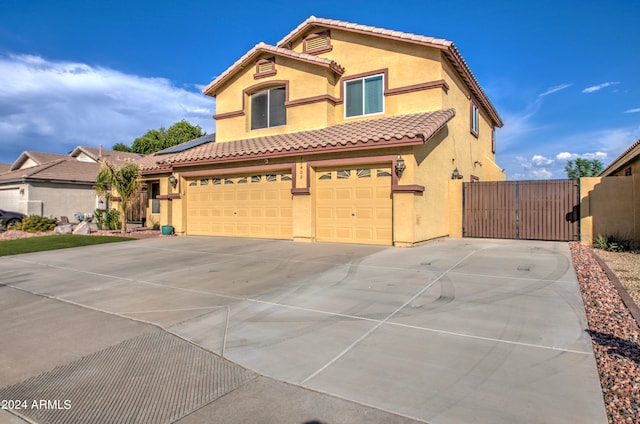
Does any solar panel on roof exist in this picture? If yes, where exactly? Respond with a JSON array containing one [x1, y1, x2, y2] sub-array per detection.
[[155, 133, 216, 155]]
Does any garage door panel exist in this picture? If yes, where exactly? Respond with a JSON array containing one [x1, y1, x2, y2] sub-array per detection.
[[187, 173, 292, 239], [316, 165, 392, 245]]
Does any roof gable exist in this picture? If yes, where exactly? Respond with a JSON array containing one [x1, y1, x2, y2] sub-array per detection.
[[10, 151, 68, 171], [276, 16, 502, 128], [202, 43, 345, 97]]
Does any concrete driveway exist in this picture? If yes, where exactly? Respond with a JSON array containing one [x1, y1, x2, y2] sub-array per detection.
[[0, 237, 607, 423]]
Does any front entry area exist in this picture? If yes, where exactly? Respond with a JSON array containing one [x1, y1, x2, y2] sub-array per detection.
[[186, 172, 293, 239], [315, 166, 393, 245]]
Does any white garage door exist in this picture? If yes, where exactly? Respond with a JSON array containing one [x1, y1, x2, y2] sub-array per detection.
[[0, 188, 20, 212]]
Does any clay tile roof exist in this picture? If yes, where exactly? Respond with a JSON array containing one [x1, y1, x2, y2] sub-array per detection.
[[276, 17, 502, 128], [202, 43, 344, 97], [277, 16, 452, 52], [142, 109, 455, 171], [600, 139, 640, 176]]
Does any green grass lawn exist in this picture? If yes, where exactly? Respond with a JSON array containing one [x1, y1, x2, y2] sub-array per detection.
[[0, 234, 135, 256]]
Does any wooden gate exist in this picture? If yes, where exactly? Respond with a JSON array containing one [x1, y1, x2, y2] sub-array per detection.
[[126, 189, 148, 223], [463, 180, 579, 241]]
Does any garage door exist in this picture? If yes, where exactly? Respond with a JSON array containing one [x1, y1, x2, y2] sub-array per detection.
[[0, 188, 20, 212], [315, 167, 392, 245], [187, 172, 293, 239]]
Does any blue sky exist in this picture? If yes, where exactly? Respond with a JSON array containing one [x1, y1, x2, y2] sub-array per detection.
[[1, 0, 639, 179]]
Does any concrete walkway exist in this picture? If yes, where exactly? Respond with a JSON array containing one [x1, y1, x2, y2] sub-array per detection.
[[0, 237, 607, 423]]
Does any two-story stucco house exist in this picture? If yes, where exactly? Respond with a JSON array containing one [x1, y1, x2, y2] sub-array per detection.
[[140, 17, 504, 246]]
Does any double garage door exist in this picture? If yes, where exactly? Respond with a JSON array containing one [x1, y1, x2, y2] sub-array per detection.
[[186, 166, 393, 245]]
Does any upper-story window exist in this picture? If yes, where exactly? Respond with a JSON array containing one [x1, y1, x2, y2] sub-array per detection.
[[345, 74, 384, 118], [470, 101, 479, 137], [251, 86, 286, 130]]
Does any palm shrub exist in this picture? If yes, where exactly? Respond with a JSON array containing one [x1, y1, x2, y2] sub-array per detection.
[[95, 161, 141, 234], [94, 209, 121, 231]]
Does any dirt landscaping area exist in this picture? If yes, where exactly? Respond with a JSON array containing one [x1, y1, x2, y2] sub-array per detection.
[[0, 228, 162, 241]]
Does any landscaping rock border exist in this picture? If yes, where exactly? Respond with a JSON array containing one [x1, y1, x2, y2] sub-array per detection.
[[570, 242, 640, 423]]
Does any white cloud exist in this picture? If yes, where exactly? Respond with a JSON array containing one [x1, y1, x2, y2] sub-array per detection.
[[0, 53, 216, 163], [624, 108, 640, 114], [582, 81, 620, 93], [538, 84, 572, 97], [555, 151, 607, 161], [531, 155, 554, 166]]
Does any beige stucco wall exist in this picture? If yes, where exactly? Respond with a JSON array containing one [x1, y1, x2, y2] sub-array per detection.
[[580, 175, 640, 246], [157, 25, 504, 246], [27, 183, 97, 220]]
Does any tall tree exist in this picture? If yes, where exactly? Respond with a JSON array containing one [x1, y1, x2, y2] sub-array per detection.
[[130, 120, 204, 154], [112, 142, 132, 152], [95, 161, 141, 234], [564, 158, 604, 179]]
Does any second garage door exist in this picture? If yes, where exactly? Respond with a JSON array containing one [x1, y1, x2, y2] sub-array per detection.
[[187, 172, 293, 239], [315, 166, 392, 245]]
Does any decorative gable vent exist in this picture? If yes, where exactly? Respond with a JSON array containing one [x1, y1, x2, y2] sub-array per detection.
[[303, 31, 332, 54], [254, 57, 276, 79]]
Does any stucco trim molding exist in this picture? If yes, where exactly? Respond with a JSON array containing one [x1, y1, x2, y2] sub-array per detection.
[[392, 184, 425, 193], [386, 79, 450, 96]]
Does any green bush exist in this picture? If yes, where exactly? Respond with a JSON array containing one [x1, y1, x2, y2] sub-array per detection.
[[94, 209, 121, 231], [593, 234, 633, 252], [8, 215, 59, 232]]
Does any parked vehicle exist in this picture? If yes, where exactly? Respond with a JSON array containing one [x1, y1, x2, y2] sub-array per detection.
[[0, 209, 26, 230]]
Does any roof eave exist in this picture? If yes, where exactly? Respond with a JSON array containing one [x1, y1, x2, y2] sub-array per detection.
[[600, 139, 640, 176], [202, 44, 344, 97]]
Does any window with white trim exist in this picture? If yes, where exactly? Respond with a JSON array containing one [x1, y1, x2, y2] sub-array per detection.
[[345, 74, 384, 118], [251, 86, 286, 130], [470, 101, 479, 136]]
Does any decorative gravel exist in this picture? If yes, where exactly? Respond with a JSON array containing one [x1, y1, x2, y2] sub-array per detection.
[[570, 242, 640, 423]]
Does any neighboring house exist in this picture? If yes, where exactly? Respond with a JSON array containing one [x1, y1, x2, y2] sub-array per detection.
[[0, 146, 144, 220], [580, 139, 640, 246], [140, 17, 504, 246], [600, 139, 640, 177]]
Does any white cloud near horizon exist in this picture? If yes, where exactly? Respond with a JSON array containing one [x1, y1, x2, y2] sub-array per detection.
[[0, 53, 216, 163], [625, 108, 640, 113], [582, 81, 620, 93], [556, 151, 608, 161]]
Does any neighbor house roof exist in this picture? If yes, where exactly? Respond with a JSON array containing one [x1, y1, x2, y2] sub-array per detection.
[[600, 139, 640, 176], [69, 146, 145, 166], [141, 109, 455, 172], [276, 16, 502, 128], [0, 158, 99, 184], [0, 164, 10, 174], [202, 43, 345, 96], [10, 151, 69, 171]]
